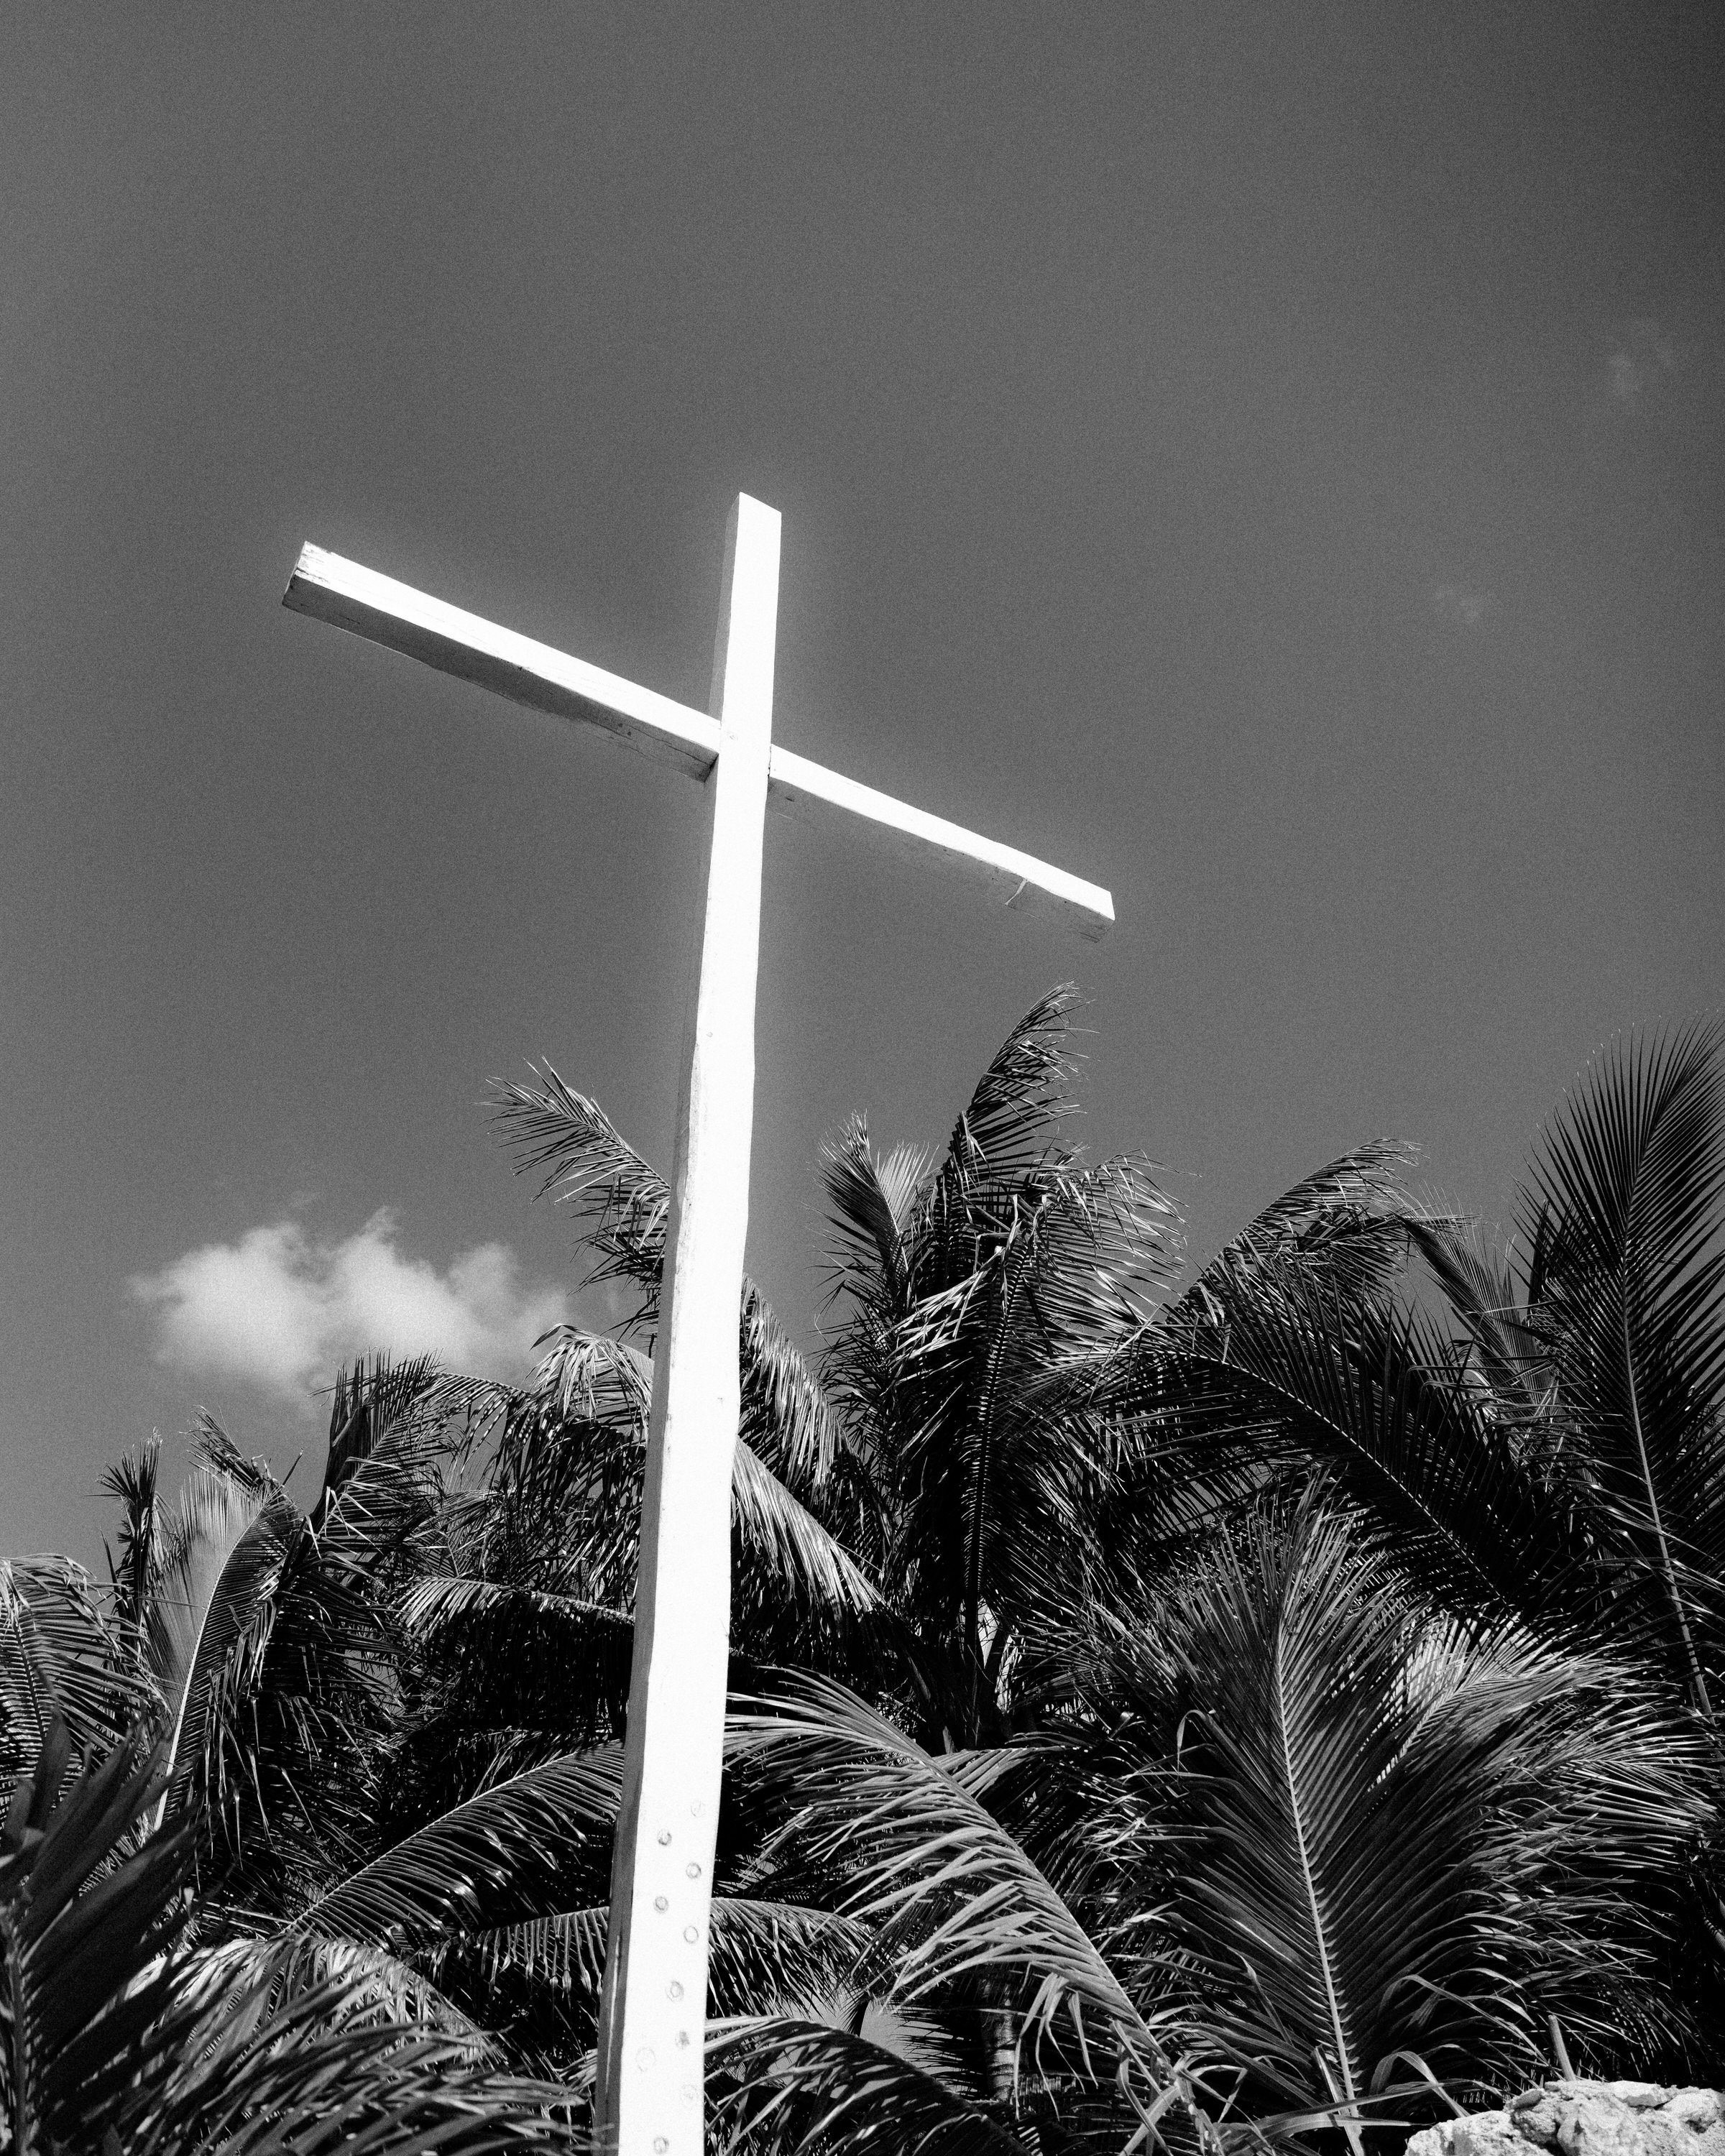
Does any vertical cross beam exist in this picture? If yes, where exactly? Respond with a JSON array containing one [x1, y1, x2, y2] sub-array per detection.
[[592, 497, 781, 2153]]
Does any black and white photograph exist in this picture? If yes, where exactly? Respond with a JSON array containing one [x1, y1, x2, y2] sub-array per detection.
[[2, 7, 1722, 2150]]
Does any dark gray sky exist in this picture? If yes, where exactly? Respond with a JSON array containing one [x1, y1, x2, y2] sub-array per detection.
[[4, 4, 1721, 1568]]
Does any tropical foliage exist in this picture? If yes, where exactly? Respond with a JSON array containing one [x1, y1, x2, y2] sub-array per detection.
[[3, 991, 1721, 2152]]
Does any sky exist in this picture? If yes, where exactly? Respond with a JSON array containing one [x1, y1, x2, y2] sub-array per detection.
[[2, 3, 1721, 1570]]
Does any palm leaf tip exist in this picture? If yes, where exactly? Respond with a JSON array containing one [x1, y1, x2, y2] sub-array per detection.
[[1519, 1021, 1725, 1713], [941, 985, 1087, 1189], [487, 1063, 669, 1308]]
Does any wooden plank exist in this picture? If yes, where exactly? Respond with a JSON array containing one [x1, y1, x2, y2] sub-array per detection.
[[283, 545, 1113, 938], [282, 543, 722, 780], [592, 496, 781, 2156], [768, 745, 1115, 941]]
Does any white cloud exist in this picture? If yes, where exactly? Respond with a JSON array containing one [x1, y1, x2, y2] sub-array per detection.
[[132, 1212, 570, 1404], [1432, 582, 1493, 628], [1608, 318, 1677, 408]]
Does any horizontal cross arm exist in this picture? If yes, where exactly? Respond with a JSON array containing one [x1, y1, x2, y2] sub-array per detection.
[[284, 543, 1113, 940], [283, 544, 722, 779], [767, 747, 1114, 941]]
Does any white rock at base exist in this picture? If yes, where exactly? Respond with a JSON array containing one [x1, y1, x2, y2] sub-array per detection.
[[1407, 2083, 1725, 2156]]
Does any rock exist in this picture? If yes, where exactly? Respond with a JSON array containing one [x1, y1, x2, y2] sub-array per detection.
[[1407, 2084, 1725, 2156], [1407, 2114, 1531, 2156]]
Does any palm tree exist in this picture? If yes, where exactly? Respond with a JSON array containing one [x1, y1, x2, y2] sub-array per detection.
[[480, 995, 1725, 2137], [96, 1363, 438, 1891], [1024, 1496, 1706, 2111], [1412, 1023, 1725, 1713], [490, 987, 1180, 1753], [2, 1369, 606, 2149], [814, 987, 1179, 1750], [6, 994, 1721, 2150]]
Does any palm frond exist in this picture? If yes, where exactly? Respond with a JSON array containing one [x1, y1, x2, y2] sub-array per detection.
[[399, 1574, 635, 1749], [314, 1353, 446, 1561], [0, 1719, 579, 2152], [725, 1677, 1197, 2136], [1169, 1143, 1416, 1336], [102, 1434, 169, 1653], [0, 1720, 188, 2151], [932, 986, 1086, 1200], [521, 1327, 653, 1432], [446, 1897, 873, 2022], [488, 1064, 668, 1322], [147, 1442, 300, 1823], [708, 2012, 1036, 2155], [1101, 1288, 1580, 1632], [288, 1749, 622, 1948], [0, 1556, 145, 1779], [740, 1284, 850, 1501], [444, 1330, 877, 1651], [1061, 1496, 1711, 2114], [1404, 1215, 1557, 1424], [869, 1159, 1182, 1739], [1518, 1022, 1725, 1714], [440, 1345, 648, 1614], [822, 1118, 933, 1318], [732, 1440, 883, 1628], [181, 1928, 489, 2045], [128, 1975, 579, 2153]]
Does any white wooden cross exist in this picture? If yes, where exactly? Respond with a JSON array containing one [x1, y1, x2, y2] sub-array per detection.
[[283, 495, 1113, 2155]]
